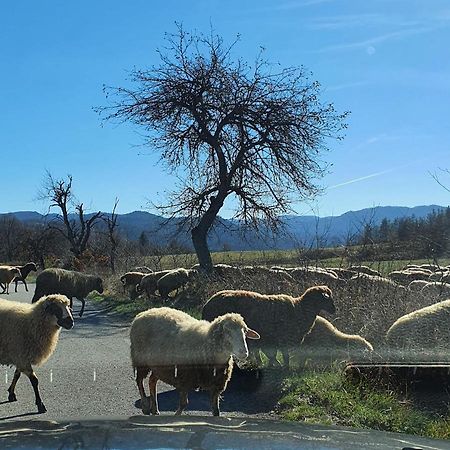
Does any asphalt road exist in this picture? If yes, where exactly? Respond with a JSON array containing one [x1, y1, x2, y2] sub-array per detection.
[[0, 286, 277, 422]]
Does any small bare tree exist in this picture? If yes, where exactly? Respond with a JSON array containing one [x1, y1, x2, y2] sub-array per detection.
[[102, 198, 120, 274], [98, 26, 348, 272], [22, 224, 59, 269], [40, 172, 103, 259]]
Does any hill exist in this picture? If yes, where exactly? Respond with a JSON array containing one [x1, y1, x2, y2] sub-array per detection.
[[1, 205, 446, 251]]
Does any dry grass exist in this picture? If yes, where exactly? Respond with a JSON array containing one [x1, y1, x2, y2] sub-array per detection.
[[101, 261, 443, 353]]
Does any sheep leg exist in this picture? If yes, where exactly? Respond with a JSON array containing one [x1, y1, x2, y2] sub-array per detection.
[[210, 391, 220, 417], [7, 369, 21, 402], [148, 373, 160, 415], [78, 297, 86, 317], [281, 349, 292, 369], [264, 348, 281, 368], [175, 390, 188, 415], [23, 279, 28, 292], [136, 367, 151, 415], [14, 280, 18, 293], [25, 370, 46, 413]]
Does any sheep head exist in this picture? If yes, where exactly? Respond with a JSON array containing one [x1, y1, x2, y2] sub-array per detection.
[[210, 313, 260, 361], [42, 294, 74, 329], [300, 285, 336, 314]]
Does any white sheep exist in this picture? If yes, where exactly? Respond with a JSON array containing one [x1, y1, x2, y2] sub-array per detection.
[[421, 281, 450, 300], [292, 316, 373, 367], [347, 273, 403, 291], [428, 269, 448, 280], [157, 268, 197, 299], [132, 266, 153, 274], [0, 294, 74, 413], [419, 264, 441, 272], [349, 265, 382, 277], [213, 264, 243, 278], [120, 271, 147, 298], [385, 299, 450, 350], [0, 266, 22, 294], [130, 307, 260, 416], [290, 267, 340, 288], [388, 269, 431, 285], [407, 280, 429, 293]]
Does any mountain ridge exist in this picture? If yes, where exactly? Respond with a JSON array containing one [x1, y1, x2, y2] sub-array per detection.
[[1, 204, 446, 251]]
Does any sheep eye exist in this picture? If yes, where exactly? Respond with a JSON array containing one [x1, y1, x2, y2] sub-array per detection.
[[323, 292, 330, 298]]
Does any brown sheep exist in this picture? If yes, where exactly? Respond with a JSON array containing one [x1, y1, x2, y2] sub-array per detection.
[[32, 268, 103, 317], [0, 266, 22, 295], [13, 262, 38, 292], [202, 285, 335, 368]]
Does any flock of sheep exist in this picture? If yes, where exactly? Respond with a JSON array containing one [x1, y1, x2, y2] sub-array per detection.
[[0, 259, 449, 416]]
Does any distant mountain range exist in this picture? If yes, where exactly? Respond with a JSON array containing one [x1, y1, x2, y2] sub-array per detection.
[[2, 205, 447, 251]]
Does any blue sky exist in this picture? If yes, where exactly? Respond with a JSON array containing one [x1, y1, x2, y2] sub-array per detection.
[[1, 0, 449, 217]]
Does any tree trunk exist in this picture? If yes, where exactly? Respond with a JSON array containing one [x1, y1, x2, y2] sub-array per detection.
[[192, 226, 213, 273], [110, 247, 116, 274], [191, 189, 226, 273]]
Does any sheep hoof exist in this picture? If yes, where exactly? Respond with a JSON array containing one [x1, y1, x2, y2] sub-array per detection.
[[37, 403, 47, 413], [141, 398, 151, 415], [8, 393, 17, 402]]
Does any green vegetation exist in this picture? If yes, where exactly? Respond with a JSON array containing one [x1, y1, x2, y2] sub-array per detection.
[[90, 293, 201, 320], [278, 370, 450, 440]]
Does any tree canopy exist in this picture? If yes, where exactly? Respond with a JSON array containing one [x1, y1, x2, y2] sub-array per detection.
[[98, 26, 348, 271]]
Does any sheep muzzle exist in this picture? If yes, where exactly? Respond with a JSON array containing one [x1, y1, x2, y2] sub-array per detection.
[[58, 316, 74, 329]]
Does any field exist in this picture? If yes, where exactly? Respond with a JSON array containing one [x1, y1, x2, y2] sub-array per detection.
[[111, 247, 450, 276]]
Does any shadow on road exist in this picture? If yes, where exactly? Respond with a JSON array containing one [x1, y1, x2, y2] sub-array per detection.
[[133, 368, 282, 417], [0, 411, 43, 421], [68, 303, 131, 338]]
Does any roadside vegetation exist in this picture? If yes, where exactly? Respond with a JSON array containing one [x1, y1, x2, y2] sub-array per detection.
[[278, 369, 450, 440]]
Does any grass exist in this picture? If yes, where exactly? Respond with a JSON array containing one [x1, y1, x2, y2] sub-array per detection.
[[90, 292, 202, 320], [278, 369, 450, 440], [122, 251, 450, 277]]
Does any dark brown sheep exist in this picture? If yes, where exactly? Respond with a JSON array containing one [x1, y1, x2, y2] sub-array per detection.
[[32, 268, 103, 317], [13, 262, 38, 292], [202, 285, 335, 368]]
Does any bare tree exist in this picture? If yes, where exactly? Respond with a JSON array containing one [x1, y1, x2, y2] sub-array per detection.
[[40, 172, 103, 259], [102, 198, 120, 274], [98, 26, 348, 272], [22, 224, 59, 269]]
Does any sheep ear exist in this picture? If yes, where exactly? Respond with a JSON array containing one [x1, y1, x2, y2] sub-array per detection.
[[245, 328, 260, 340]]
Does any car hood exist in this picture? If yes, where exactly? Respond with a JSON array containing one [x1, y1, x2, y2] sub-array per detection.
[[0, 416, 447, 449]]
